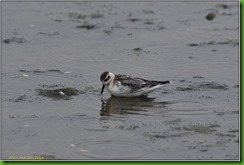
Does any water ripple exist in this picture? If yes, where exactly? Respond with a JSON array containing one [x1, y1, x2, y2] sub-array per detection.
[[73, 139, 153, 159]]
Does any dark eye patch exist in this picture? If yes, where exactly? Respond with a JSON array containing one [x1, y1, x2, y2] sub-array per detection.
[[104, 75, 110, 82], [100, 71, 109, 81]]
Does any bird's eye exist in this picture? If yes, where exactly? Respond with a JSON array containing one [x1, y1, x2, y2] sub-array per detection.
[[104, 76, 110, 82]]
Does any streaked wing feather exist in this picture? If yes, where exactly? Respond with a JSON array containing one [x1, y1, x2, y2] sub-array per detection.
[[115, 74, 152, 92]]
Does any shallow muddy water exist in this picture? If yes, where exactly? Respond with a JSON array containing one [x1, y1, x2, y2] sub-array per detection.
[[2, 1, 239, 160]]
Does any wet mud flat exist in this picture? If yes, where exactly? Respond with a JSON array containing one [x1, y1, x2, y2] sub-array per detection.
[[2, 2, 239, 160]]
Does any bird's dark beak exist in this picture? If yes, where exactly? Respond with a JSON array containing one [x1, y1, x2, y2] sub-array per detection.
[[101, 85, 105, 94]]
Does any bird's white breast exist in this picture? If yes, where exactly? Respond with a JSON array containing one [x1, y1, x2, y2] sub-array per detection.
[[107, 81, 131, 96]]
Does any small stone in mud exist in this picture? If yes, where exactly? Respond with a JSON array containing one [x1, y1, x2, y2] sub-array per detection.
[[205, 12, 216, 21], [36, 88, 80, 100]]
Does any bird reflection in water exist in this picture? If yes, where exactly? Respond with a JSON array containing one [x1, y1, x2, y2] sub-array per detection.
[[100, 96, 169, 117]]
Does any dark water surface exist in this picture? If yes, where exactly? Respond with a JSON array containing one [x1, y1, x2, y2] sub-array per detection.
[[2, 2, 239, 160]]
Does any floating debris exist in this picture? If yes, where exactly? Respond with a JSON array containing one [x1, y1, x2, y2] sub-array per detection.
[[188, 43, 198, 46], [46, 69, 62, 73], [59, 91, 65, 96], [19, 69, 45, 74], [157, 25, 166, 30], [192, 75, 204, 79], [143, 131, 189, 140], [188, 39, 238, 47], [216, 4, 231, 9], [133, 47, 143, 52], [183, 123, 219, 134], [76, 23, 98, 30], [38, 32, 60, 36], [19, 69, 63, 74], [68, 11, 104, 20], [176, 81, 228, 92], [205, 12, 216, 21], [3, 37, 29, 44], [10, 95, 31, 102], [68, 12, 86, 20], [127, 18, 141, 22], [22, 74, 29, 78], [197, 81, 228, 90], [39, 84, 65, 88], [36, 87, 80, 100], [70, 144, 76, 148]]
